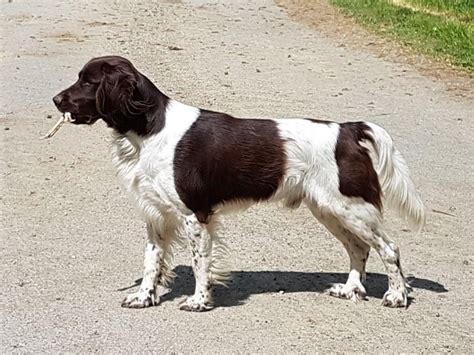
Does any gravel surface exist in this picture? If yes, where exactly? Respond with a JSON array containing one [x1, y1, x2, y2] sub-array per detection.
[[1, 0, 473, 353]]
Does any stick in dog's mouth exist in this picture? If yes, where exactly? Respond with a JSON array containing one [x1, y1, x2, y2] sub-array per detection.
[[40, 112, 74, 140]]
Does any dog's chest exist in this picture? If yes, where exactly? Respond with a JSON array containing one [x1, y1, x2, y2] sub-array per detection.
[[111, 133, 178, 219]]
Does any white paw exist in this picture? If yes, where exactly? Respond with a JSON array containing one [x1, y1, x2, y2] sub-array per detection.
[[327, 282, 367, 302], [382, 288, 408, 308], [121, 289, 158, 309], [178, 295, 214, 312]]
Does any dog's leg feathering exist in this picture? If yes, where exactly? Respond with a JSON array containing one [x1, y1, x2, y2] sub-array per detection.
[[121, 222, 174, 308]]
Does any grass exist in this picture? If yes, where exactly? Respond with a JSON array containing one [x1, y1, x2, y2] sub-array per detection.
[[329, 0, 474, 70], [404, 0, 472, 18]]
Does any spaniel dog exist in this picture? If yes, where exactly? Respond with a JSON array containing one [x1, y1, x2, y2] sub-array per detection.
[[53, 56, 425, 311]]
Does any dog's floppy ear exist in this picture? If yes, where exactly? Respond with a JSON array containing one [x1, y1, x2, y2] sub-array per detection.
[[96, 61, 138, 118], [96, 61, 153, 120]]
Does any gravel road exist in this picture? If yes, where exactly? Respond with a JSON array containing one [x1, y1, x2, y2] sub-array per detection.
[[1, 0, 473, 353]]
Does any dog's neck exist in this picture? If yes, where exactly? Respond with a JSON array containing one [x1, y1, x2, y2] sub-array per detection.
[[103, 75, 170, 137]]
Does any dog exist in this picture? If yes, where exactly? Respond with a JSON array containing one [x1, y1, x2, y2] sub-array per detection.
[[53, 55, 425, 311]]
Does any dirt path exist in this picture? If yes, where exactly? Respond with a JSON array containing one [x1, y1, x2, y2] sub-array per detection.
[[278, 0, 474, 99], [1, 0, 473, 353]]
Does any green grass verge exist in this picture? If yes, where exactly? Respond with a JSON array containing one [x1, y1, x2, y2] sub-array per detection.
[[404, 0, 472, 19], [329, 0, 474, 70]]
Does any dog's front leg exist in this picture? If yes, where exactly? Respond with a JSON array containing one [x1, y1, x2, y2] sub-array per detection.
[[179, 215, 214, 312], [121, 222, 169, 308]]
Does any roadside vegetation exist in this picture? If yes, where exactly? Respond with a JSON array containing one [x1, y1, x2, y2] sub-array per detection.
[[329, 0, 473, 70]]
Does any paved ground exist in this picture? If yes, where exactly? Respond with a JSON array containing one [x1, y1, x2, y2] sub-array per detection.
[[1, 0, 473, 353]]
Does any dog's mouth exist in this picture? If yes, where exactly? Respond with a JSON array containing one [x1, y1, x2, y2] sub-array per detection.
[[55, 109, 100, 125], [69, 114, 100, 125], [53, 99, 100, 125]]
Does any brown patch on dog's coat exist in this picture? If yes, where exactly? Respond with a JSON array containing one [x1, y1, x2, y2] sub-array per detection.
[[174, 111, 287, 223], [335, 122, 382, 209]]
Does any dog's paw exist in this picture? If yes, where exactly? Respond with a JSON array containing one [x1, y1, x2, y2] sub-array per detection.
[[382, 288, 408, 308], [327, 282, 367, 303], [121, 289, 158, 309], [178, 296, 214, 312]]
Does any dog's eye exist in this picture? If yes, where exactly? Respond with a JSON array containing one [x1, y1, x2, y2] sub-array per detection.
[[80, 75, 96, 86]]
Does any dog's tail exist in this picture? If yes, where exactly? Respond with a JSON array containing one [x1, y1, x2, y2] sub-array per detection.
[[366, 123, 426, 232]]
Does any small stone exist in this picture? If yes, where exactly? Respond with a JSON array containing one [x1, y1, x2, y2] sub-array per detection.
[[4, 127, 9, 131]]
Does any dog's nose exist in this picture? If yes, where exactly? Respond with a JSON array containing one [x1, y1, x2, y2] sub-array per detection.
[[53, 94, 63, 107]]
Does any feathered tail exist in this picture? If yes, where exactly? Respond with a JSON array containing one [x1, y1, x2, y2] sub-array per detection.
[[366, 123, 426, 232]]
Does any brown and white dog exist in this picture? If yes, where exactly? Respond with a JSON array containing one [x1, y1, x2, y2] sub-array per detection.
[[53, 55, 425, 311]]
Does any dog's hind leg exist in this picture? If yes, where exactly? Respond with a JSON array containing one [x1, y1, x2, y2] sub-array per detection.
[[121, 221, 176, 308], [179, 215, 217, 312], [330, 202, 409, 308], [306, 202, 370, 302]]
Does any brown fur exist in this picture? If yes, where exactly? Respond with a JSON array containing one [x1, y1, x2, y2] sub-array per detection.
[[335, 122, 382, 209], [174, 110, 287, 223], [53, 56, 169, 136]]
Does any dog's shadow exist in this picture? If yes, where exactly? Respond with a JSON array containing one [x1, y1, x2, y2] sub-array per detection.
[[119, 265, 447, 308]]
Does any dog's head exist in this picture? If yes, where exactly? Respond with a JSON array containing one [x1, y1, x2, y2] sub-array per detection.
[[53, 56, 157, 133]]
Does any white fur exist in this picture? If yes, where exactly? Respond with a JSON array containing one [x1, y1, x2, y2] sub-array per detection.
[[112, 99, 200, 221], [114, 100, 204, 308], [274, 119, 341, 209], [114, 100, 424, 310], [366, 122, 426, 231]]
